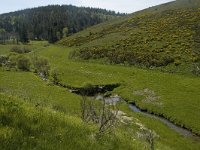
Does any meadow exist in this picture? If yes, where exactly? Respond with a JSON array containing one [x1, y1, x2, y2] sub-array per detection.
[[33, 42, 200, 135], [1, 41, 200, 149]]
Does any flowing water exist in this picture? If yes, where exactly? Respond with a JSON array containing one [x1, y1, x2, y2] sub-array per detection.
[[39, 73, 199, 139], [68, 84, 199, 139], [129, 104, 197, 137], [96, 94, 199, 138]]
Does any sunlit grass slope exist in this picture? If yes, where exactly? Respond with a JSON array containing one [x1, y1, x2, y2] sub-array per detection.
[[0, 93, 94, 150], [0, 42, 200, 149], [59, 0, 200, 74], [16, 43, 199, 136], [0, 68, 200, 150], [1, 92, 147, 150]]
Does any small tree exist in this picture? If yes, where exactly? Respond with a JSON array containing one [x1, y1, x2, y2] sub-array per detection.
[[138, 128, 158, 150], [80, 96, 118, 135], [80, 96, 91, 122], [0, 28, 6, 44], [48, 27, 58, 43], [19, 24, 29, 44], [56, 31, 61, 40], [62, 27, 68, 38], [17, 55, 31, 71], [98, 98, 118, 134]]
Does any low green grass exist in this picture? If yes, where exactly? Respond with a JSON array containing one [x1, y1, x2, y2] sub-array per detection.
[[1, 42, 200, 149], [1, 93, 147, 150], [2, 42, 199, 135], [119, 103, 200, 150], [0, 69, 200, 150], [0, 44, 16, 55], [0, 93, 93, 150], [0, 41, 48, 54], [0, 69, 81, 115], [31, 44, 200, 135]]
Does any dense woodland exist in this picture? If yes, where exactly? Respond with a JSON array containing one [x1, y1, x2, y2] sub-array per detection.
[[0, 5, 123, 43]]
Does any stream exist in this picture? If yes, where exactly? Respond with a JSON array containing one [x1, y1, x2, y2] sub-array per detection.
[[74, 88, 199, 138], [39, 74, 199, 139], [129, 104, 197, 138]]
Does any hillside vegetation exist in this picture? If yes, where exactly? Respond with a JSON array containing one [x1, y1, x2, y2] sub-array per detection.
[[59, 0, 200, 74], [1, 0, 200, 149], [0, 41, 200, 149], [1, 92, 146, 150], [0, 69, 144, 150]]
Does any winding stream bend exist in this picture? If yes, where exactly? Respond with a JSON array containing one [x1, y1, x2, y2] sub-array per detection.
[[39, 75, 199, 140], [87, 92, 199, 139], [129, 104, 198, 138]]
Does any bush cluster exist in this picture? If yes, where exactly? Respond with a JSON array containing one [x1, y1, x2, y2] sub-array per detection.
[[192, 62, 200, 76], [32, 56, 50, 78], [10, 46, 31, 54], [16, 55, 31, 71], [0, 53, 50, 74], [65, 7, 200, 69], [0, 55, 8, 66], [72, 47, 174, 67]]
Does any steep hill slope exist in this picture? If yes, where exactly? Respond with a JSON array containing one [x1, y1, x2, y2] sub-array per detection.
[[59, 0, 200, 74]]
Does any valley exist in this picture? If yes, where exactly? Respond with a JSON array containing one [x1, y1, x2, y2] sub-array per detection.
[[1, 41, 200, 149], [0, 0, 200, 149]]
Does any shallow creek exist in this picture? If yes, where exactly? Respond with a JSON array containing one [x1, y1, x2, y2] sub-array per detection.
[[82, 92, 199, 139], [129, 104, 196, 137], [39, 74, 199, 139]]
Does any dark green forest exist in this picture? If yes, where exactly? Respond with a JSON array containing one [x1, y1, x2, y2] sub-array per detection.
[[0, 5, 124, 43]]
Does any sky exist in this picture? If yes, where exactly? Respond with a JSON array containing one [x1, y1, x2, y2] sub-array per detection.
[[0, 0, 174, 14]]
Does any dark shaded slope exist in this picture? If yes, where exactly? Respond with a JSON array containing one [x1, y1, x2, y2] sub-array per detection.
[[0, 5, 124, 42]]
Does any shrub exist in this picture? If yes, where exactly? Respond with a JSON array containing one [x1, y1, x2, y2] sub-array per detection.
[[33, 57, 50, 78], [192, 62, 200, 76], [10, 46, 31, 54], [138, 128, 159, 150], [68, 50, 79, 59], [7, 53, 18, 68], [174, 59, 182, 66], [17, 55, 31, 71], [0, 55, 8, 66]]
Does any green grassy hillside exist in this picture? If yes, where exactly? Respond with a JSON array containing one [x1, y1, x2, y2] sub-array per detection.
[[1, 0, 200, 149], [0, 69, 143, 150], [33, 43, 200, 136], [1, 92, 147, 150], [1, 42, 200, 149], [0, 93, 93, 150], [59, 0, 200, 74]]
